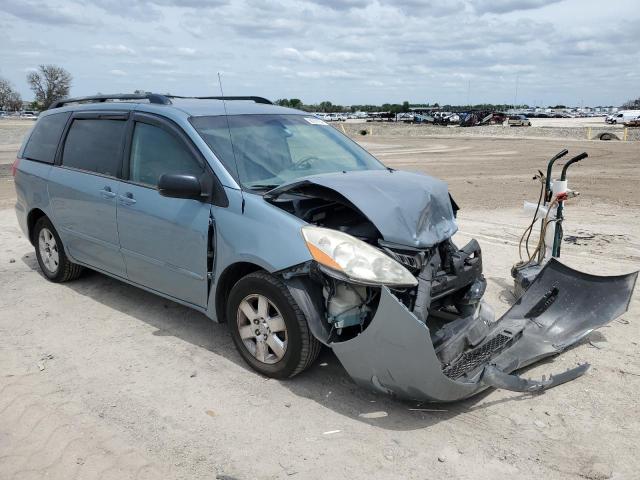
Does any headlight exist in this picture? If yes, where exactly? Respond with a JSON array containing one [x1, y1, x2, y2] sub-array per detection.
[[301, 226, 418, 287]]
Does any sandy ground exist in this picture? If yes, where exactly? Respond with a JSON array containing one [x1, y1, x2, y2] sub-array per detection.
[[1, 123, 639, 479]]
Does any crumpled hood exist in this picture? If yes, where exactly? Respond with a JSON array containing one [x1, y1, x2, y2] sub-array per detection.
[[266, 169, 458, 248]]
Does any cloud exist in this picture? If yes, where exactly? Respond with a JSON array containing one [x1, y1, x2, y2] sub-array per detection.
[[1, 0, 638, 107], [93, 44, 136, 55], [381, 0, 467, 16], [278, 47, 375, 63], [296, 70, 359, 79], [304, 0, 370, 11], [176, 47, 197, 57], [470, 0, 564, 14], [84, 0, 228, 20], [0, 0, 90, 25], [108, 69, 127, 76]]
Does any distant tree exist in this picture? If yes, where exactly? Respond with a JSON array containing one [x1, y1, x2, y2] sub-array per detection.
[[288, 98, 302, 109], [275, 98, 290, 107], [622, 97, 640, 109], [0, 77, 15, 109], [319, 101, 333, 112], [402, 100, 410, 112], [27, 64, 72, 109], [6, 91, 22, 111]]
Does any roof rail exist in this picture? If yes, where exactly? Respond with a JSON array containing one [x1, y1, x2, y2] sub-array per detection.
[[166, 95, 273, 105], [49, 93, 171, 110]]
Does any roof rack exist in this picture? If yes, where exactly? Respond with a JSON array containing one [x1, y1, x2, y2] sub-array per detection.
[[166, 95, 273, 105], [49, 93, 274, 110], [49, 93, 171, 110]]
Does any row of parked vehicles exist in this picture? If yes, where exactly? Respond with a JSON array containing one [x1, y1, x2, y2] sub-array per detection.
[[0, 110, 39, 119], [313, 112, 368, 121]]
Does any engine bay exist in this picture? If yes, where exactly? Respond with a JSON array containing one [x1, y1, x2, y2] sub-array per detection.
[[269, 187, 496, 379]]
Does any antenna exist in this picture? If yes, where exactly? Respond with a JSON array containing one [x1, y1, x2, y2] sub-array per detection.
[[217, 72, 244, 204]]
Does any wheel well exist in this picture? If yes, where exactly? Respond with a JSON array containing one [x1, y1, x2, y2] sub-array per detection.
[[215, 262, 264, 322], [27, 208, 47, 245]]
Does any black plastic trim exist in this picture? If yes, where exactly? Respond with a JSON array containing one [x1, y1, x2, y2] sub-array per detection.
[[166, 95, 273, 105], [50, 93, 171, 109]]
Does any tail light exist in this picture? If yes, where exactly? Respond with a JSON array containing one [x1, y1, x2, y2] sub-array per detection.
[[11, 157, 20, 177]]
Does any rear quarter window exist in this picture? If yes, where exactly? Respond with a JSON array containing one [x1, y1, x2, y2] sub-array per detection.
[[22, 112, 71, 163], [62, 119, 126, 177]]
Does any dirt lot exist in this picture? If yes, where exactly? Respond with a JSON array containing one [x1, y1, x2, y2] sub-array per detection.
[[1, 122, 639, 480]]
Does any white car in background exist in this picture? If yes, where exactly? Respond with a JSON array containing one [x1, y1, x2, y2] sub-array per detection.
[[508, 114, 532, 126], [606, 110, 640, 124]]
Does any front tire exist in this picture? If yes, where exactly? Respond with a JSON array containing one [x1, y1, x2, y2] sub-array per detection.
[[34, 217, 83, 282], [227, 271, 320, 378]]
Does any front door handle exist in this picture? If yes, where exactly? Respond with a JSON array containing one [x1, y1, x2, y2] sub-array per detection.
[[118, 192, 136, 206], [100, 186, 116, 199]]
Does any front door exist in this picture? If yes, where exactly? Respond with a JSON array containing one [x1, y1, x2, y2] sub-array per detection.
[[116, 115, 211, 307], [48, 113, 128, 277]]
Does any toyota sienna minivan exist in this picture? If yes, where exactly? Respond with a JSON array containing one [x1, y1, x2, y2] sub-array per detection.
[[14, 93, 633, 402]]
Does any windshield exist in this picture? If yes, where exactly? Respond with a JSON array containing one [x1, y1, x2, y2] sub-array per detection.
[[190, 114, 386, 190]]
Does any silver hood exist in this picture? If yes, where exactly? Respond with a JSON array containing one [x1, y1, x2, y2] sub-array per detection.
[[266, 169, 458, 248]]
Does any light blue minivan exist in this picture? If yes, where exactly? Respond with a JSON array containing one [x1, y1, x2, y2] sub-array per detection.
[[15, 93, 632, 402]]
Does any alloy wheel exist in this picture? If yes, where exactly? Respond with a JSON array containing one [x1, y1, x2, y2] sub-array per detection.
[[236, 294, 288, 364]]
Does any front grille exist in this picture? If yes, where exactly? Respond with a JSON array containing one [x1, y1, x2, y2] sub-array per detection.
[[383, 248, 424, 271], [442, 333, 513, 380]]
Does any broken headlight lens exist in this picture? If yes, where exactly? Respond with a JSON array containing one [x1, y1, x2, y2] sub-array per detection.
[[301, 226, 418, 287]]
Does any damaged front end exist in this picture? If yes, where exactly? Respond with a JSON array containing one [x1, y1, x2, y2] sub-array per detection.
[[268, 170, 637, 402], [331, 260, 636, 401]]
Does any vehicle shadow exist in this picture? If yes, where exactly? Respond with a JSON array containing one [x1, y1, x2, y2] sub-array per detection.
[[487, 276, 518, 307], [22, 253, 543, 432]]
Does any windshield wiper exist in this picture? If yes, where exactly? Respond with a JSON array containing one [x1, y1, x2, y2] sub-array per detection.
[[246, 183, 280, 191]]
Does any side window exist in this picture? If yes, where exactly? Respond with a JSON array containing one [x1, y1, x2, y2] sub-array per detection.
[[62, 119, 126, 176], [23, 112, 70, 163], [129, 122, 203, 187]]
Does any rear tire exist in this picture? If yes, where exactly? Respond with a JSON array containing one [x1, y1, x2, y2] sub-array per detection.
[[34, 217, 83, 282], [227, 271, 320, 378]]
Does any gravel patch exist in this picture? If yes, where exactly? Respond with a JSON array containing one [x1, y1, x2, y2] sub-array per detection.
[[0, 119, 34, 145]]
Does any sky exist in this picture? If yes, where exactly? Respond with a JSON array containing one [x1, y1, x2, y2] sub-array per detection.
[[0, 0, 638, 107]]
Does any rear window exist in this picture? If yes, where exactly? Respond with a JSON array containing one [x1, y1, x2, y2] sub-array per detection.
[[22, 112, 70, 163], [62, 119, 126, 176]]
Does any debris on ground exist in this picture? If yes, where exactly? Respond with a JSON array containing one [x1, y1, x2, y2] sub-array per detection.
[[358, 411, 388, 419]]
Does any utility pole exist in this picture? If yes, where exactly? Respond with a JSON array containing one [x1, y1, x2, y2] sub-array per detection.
[[514, 73, 519, 108], [466, 80, 471, 107]]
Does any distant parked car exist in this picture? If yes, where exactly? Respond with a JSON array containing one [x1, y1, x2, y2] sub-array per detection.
[[508, 115, 531, 127]]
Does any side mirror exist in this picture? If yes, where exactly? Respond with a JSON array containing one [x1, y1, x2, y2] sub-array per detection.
[[158, 174, 202, 200]]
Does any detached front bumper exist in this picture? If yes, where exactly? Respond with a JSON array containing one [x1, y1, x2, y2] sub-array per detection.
[[330, 259, 637, 402]]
